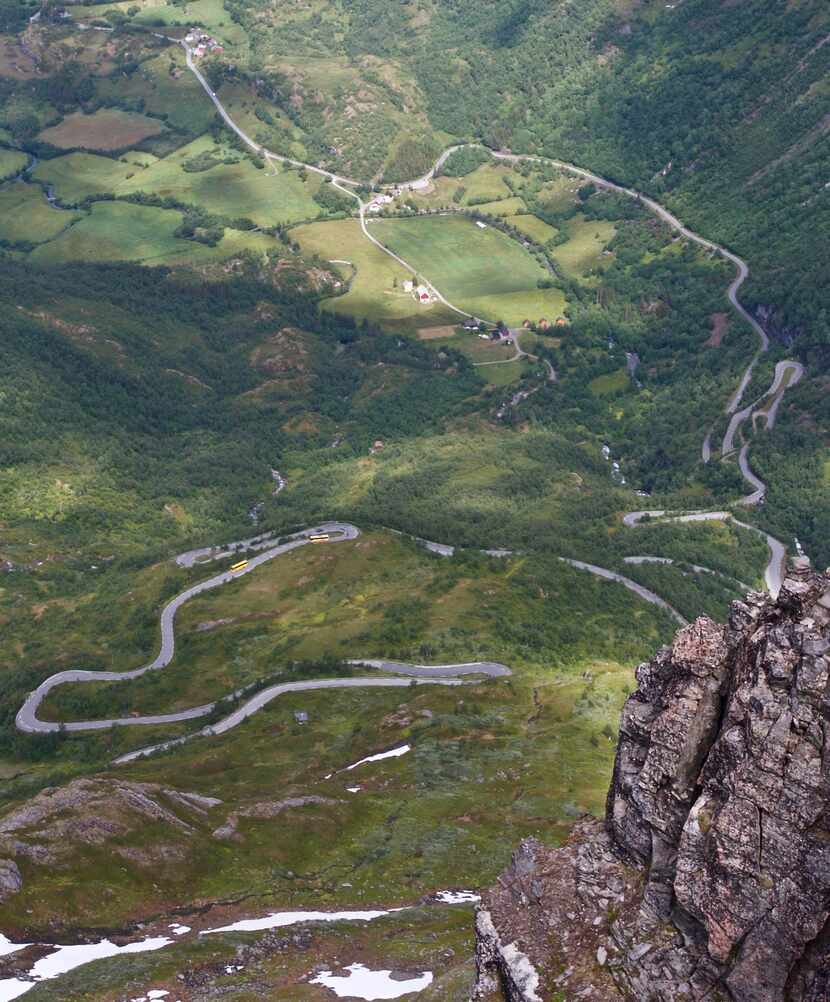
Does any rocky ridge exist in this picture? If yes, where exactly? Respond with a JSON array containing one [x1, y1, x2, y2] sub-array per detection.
[[472, 557, 830, 1002]]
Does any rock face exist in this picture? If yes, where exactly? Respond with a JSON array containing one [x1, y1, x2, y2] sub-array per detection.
[[472, 559, 830, 1001]]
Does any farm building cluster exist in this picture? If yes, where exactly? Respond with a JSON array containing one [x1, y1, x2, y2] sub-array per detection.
[[185, 29, 224, 57], [366, 193, 395, 214], [402, 279, 435, 305]]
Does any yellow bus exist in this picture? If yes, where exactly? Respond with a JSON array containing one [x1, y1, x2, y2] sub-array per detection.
[[230, 559, 249, 572], [308, 533, 330, 544]]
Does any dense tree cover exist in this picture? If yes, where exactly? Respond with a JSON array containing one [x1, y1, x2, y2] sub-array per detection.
[[438, 146, 492, 178], [0, 257, 480, 558]]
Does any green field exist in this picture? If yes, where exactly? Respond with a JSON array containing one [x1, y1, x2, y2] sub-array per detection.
[[291, 217, 458, 329], [94, 50, 218, 135], [73, 0, 246, 44], [0, 183, 81, 244], [28, 201, 200, 264], [118, 136, 323, 226], [461, 164, 513, 203], [371, 215, 568, 326], [589, 368, 630, 396], [28, 199, 286, 265], [509, 213, 559, 243], [472, 196, 527, 217], [551, 216, 616, 279], [0, 147, 26, 180], [32, 152, 136, 203]]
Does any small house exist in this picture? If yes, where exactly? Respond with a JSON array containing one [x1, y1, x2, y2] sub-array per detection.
[[294, 711, 309, 724], [403, 280, 414, 293]]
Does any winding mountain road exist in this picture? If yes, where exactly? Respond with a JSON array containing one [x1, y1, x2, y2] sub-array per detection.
[[559, 558, 687, 626], [181, 46, 804, 500], [621, 510, 787, 596], [15, 522, 695, 761]]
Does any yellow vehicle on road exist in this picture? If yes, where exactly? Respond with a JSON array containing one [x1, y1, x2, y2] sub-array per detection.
[[230, 559, 249, 572], [308, 533, 330, 544]]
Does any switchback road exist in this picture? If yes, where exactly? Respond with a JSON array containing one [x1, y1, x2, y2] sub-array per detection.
[[16, 524, 693, 761]]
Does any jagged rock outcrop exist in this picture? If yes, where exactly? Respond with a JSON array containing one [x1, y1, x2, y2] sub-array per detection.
[[472, 558, 830, 1002], [0, 778, 222, 868]]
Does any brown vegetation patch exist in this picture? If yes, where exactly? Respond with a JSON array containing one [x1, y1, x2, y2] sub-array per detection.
[[705, 312, 730, 347], [38, 109, 165, 151], [417, 325, 456, 340], [249, 327, 311, 374], [0, 33, 43, 78]]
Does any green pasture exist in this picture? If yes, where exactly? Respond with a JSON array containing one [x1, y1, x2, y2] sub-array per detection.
[[589, 369, 630, 396], [118, 136, 323, 226], [94, 51, 217, 135], [0, 147, 26, 180], [509, 213, 558, 243], [28, 199, 285, 265], [29, 201, 199, 264], [0, 183, 81, 244], [471, 196, 526, 217], [551, 215, 616, 279], [291, 217, 458, 330], [461, 163, 513, 203], [371, 215, 568, 326], [32, 152, 136, 203]]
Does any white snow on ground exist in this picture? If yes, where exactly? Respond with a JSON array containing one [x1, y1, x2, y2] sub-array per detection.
[[324, 744, 411, 779], [202, 908, 402, 935], [0, 936, 28, 958], [0, 980, 32, 1002], [435, 890, 480, 904], [0, 936, 171, 1002], [311, 963, 433, 999], [30, 937, 172, 980], [0, 894, 446, 998], [344, 744, 410, 772]]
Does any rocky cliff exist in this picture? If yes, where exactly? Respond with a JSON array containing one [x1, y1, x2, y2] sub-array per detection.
[[472, 557, 830, 1002]]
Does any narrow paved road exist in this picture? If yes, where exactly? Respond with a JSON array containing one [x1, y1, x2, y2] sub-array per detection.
[[16, 521, 693, 760], [559, 558, 687, 626], [621, 510, 787, 596], [623, 555, 751, 594], [114, 675, 479, 765], [16, 524, 359, 735], [180, 47, 807, 495]]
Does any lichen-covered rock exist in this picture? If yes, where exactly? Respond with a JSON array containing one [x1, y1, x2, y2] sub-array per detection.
[[472, 560, 830, 1001], [0, 860, 22, 901]]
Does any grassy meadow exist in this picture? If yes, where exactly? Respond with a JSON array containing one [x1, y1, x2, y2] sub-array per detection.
[[291, 217, 459, 330], [371, 215, 568, 326], [0, 146, 26, 179], [552, 216, 616, 279], [0, 182, 81, 243]]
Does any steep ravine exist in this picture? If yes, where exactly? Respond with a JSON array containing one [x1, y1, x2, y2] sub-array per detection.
[[472, 556, 830, 1002]]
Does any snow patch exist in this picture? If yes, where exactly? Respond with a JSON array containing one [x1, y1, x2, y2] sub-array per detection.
[[435, 890, 480, 904], [310, 963, 433, 1000], [0, 935, 28, 959], [0, 937, 171, 1002], [344, 744, 410, 772], [202, 908, 401, 935]]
